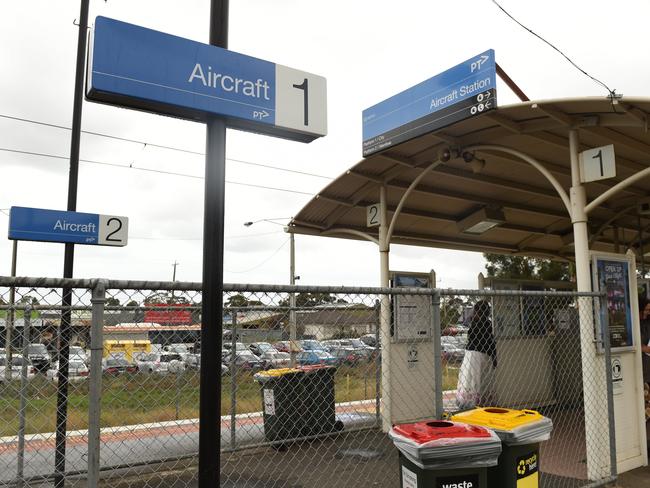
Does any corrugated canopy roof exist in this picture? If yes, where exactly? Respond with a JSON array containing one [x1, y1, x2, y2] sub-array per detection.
[[290, 97, 650, 261]]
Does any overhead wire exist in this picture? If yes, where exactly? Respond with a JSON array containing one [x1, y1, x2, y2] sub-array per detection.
[[490, 0, 619, 103], [0, 147, 315, 196], [225, 237, 290, 274], [0, 113, 334, 180]]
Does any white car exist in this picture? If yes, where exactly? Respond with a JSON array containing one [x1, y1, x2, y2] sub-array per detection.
[[134, 353, 186, 374], [70, 346, 89, 364], [0, 355, 35, 382], [46, 360, 89, 383], [162, 344, 190, 360]]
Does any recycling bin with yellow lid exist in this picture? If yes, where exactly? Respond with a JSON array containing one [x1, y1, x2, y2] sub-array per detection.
[[254, 368, 305, 444], [452, 407, 553, 488]]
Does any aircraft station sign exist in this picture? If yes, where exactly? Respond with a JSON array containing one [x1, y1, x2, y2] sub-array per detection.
[[362, 50, 497, 156], [8, 206, 128, 246], [87, 17, 327, 143]]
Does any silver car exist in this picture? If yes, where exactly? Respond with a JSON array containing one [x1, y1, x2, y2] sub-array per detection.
[[47, 360, 89, 383], [135, 352, 185, 374], [0, 355, 35, 382]]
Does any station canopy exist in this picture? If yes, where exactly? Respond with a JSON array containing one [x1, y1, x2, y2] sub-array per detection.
[[290, 97, 650, 261]]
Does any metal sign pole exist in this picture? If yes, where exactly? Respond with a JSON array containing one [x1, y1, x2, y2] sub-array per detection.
[[198, 1, 228, 486], [5, 240, 17, 382], [55, 1, 89, 485]]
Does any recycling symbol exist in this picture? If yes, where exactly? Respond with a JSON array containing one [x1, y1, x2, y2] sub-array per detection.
[[517, 460, 527, 476]]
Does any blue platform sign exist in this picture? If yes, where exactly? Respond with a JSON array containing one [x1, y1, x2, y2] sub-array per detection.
[[8, 207, 128, 247], [362, 50, 497, 156], [87, 17, 327, 143]]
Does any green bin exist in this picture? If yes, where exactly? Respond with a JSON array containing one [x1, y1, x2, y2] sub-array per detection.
[[299, 365, 343, 436], [254, 368, 305, 443]]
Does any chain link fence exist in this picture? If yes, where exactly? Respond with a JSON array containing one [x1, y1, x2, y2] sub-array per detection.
[[0, 277, 614, 488]]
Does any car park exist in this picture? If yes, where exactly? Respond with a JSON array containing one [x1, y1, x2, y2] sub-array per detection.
[[46, 360, 89, 382], [70, 346, 89, 364], [185, 353, 200, 370], [299, 339, 327, 352], [440, 336, 465, 365], [328, 346, 363, 366], [272, 341, 293, 353], [248, 342, 277, 356], [259, 351, 291, 369], [359, 334, 378, 348], [102, 357, 137, 375], [134, 352, 185, 374], [222, 342, 248, 352], [162, 343, 190, 360], [0, 355, 35, 382], [296, 350, 337, 366], [222, 350, 264, 371], [25, 343, 51, 372]]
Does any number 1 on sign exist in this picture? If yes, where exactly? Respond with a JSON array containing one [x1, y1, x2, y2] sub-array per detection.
[[292, 78, 309, 126], [592, 149, 604, 176]]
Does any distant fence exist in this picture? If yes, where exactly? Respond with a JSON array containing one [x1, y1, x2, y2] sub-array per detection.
[[0, 276, 615, 488]]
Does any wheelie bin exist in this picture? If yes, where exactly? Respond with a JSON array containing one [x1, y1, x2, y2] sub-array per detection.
[[298, 365, 343, 436], [389, 420, 502, 488], [254, 368, 305, 443], [452, 407, 553, 488]]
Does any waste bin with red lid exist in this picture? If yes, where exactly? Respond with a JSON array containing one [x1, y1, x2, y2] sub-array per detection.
[[389, 420, 501, 488]]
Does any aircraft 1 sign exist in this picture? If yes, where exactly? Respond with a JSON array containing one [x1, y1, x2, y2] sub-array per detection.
[[87, 17, 327, 143], [8, 207, 128, 247], [362, 50, 496, 156]]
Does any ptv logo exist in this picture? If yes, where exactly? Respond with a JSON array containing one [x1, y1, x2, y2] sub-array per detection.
[[470, 54, 490, 73]]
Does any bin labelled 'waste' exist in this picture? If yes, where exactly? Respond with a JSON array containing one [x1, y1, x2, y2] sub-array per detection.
[[298, 365, 343, 436], [452, 407, 553, 488], [389, 420, 501, 488]]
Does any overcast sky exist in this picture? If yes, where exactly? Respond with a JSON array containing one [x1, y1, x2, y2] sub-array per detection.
[[1, 0, 649, 289]]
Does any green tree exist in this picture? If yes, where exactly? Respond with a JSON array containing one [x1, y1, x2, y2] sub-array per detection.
[[126, 300, 139, 307], [106, 297, 120, 307], [279, 292, 346, 307], [483, 253, 572, 281], [224, 294, 262, 308], [17, 295, 39, 306]]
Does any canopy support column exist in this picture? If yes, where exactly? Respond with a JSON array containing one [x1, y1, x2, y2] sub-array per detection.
[[379, 184, 391, 432], [569, 129, 611, 480]]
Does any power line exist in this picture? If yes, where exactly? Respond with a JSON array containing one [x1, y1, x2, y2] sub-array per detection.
[[0, 147, 315, 196], [225, 237, 290, 274], [0, 113, 333, 180], [490, 0, 618, 99]]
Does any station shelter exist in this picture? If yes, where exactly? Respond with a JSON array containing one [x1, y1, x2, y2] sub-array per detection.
[[288, 97, 650, 479]]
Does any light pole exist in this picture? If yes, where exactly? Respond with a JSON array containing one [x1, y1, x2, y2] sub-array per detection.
[[243, 219, 299, 365]]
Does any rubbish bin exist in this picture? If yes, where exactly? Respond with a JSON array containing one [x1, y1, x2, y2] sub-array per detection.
[[452, 407, 553, 488], [389, 420, 501, 488], [254, 368, 305, 443], [298, 365, 343, 436]]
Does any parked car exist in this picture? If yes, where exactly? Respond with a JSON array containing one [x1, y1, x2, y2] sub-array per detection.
[[299, 340, 327, 352], [222, 350, 264, 371], [102, 357, 137, 375], [359, 334, 378, 348], [259, 351, 291, 370], [272, 341, 294, 353], [25, 343, 51, 372], [296, 350, 337, 366], [185, 353, 200, 370], [248, 342, 278, 357], [440, 336, 465, 365], [134, 353, 185, 374], [0, 355, 35, 382], [328, 346, 363, 366], [46, 360, 89, 382], [162, 343, 190, 359], [222, 342, 248, 352], [70, 346, 89, 364]]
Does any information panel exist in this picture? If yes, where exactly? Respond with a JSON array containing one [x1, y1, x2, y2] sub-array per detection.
[[592, 255, 635, 350], [362, 50, 496, 156], [87, 17, 327, 143], [8, 206, 128, 247]]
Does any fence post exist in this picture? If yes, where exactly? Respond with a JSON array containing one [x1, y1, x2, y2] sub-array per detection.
[[374, 299, 380, 428], [88, 280, 107, 488], [432, 290, 443, 419], [16, 305, 31, 488], [230, 311, 237, 450], [599, 294, 618, 479]]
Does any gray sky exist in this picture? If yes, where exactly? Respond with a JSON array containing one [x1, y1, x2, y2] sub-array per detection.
[[1, 0, 648, 288]]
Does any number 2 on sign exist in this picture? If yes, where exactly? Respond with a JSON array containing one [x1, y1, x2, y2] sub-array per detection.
[[292, 78, 309, 126]]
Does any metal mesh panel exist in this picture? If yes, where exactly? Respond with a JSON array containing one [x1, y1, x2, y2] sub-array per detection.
[[0, 278, 615, 488]]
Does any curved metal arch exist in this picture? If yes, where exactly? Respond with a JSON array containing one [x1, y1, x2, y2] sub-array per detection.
[[386, 160, 442, 245], [464, 144, 572, 217], [585, 166, 650, 214], [321, 228, 379, 245]]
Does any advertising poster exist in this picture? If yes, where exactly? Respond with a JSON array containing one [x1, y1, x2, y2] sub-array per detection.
[[595, 258, 634, 349]]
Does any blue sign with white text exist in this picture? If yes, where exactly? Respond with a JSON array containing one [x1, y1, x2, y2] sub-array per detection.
[[8, 207, 129, 247], [362, 50, 497, 156], [9, 207, 100, 244], [87, 17, 327, 142]]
